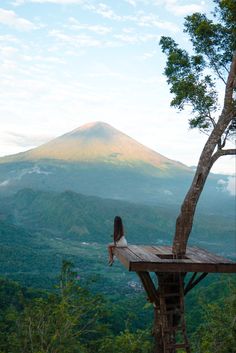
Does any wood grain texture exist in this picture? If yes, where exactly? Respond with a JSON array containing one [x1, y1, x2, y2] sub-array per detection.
[[114, 245, 236, 273]]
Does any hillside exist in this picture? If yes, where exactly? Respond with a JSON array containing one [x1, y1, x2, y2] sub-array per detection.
[[0, 189, 235, 289]]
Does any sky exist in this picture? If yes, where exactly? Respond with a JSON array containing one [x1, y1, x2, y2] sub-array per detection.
[[0, 0, 235, 175]]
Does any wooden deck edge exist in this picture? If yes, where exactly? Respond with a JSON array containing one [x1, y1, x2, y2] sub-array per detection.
[[129, 262, 236, 273]]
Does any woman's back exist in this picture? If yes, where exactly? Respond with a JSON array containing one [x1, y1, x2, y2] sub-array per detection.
[[115, 236, 128, 247]]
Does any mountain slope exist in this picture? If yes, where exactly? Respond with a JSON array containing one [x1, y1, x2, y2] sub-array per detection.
[[0, 122, 188, 171], [0, 122, 233, 209], [0, 189, 235, 289]]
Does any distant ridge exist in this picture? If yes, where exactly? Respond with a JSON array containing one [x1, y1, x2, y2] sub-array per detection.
[[0, 121, 188, 171]]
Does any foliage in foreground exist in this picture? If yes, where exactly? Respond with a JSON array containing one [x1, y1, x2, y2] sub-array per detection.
[[0, 261, 153, 353], [191, 282, 236, 353], [0, 262, 236, 353]]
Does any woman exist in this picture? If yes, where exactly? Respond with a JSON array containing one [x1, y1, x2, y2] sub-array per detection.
[[108, 216, 127, 266]]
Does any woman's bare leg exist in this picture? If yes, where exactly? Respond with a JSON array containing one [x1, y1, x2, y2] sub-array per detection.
[[108, 245, 115, 264]]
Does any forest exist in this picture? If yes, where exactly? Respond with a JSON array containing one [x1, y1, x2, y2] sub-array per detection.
[[0, 262, 235, 353]]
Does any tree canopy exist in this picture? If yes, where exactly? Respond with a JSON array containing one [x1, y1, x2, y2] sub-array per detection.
[[160, 0, 236, 255], [160, 0, 235, 140]]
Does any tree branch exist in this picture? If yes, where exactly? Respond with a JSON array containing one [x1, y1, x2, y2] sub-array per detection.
[[210, 59, 227, 85], [210, 148, 236, 168]]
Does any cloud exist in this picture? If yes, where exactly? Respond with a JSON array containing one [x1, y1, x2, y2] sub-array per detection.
[[217, 177, 236, 196], [0, 180, 10, 187], [84, 3, 122, 21], [1, 131, 54, 148], [153, 0, 205, 16], [226, 176, 236, 196], [49, 29, 105, 48], [13, 0, 85, 4], [0, 166, 52, 188], [0, 8, 37, 31], [163, 189, 173, 196], [67, 17, 112, 35], [0, 45, 18, 57], [125, 0, 137, 6], [139, 50, 157, 60], [136, 13, 179, 32], [114, 32, 160, 44]]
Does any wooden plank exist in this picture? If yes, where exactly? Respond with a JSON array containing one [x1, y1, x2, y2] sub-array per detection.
[[189, 246, 233, 263], [142, 245, 162, 255], [150, 245, 171, 255], [186, 247, 217, 263], [128, 245, 161, 262], [159, 245, 173, 253], [113, 247, 140, 270]]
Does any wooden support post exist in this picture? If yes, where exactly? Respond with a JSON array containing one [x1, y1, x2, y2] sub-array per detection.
[[184, 272, 208, 295], [137, 272, 159, 305]]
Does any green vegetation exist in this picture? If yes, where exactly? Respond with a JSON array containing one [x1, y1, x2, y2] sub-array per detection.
[[0, 263, 235, 353], [0, 189, 235, 290], [190, 277, 236, 352], [0, 262, 153, 353]]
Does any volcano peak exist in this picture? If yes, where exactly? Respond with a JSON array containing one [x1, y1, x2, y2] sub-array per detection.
[[0, 122, 188, 172]]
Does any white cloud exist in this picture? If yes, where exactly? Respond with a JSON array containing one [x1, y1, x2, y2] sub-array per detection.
[[13, 0, 85, 4], [84, 3, 122, 21], [136, 13, 179, 32], [114, 33, 139, 44], [49, 29, 104, 47], [217, 177, 236, 196], [139, 50, 157, 60], [1, 131, 53, 148], [0, 8, 37, 31], [67, 18, 112, 35], [0, 34, 19, 43], [0, 46, 18, 57], [226, 176, 236, 196], [164, 189, 173, 195], [152, 0, 205, 16], [0, 180, 10, 187], [114, 32, 160, 45], [125, 0, 137, 6]]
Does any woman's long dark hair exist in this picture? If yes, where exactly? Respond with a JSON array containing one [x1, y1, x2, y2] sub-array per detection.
[[113, 216, 124, 244]]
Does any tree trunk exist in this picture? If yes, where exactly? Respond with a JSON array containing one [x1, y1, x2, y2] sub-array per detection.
[[172, 52, 236, 256], [153, 306, 164, 353]]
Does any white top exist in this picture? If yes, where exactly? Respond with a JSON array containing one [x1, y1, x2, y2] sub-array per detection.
[[115, 236, 128, 247]]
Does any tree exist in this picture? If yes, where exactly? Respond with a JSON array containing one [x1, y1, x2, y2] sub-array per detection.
[[192, 281, 236, 353], [160, 0, 236, 256], [14, 261, 108, 353]]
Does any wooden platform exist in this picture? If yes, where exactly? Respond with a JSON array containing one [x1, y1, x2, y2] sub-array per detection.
[[114, 245, 236, 273]]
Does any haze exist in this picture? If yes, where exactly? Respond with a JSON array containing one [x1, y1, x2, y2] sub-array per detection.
[[0, 0, 235, 175]]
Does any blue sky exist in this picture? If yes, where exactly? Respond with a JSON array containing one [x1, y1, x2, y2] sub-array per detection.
[[0, 0, 235, 175]]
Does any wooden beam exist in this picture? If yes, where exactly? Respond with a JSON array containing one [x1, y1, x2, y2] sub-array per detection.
[[129, 261, 235, 273], [184, 273, 208, 295], [137, 271, 159, 306], [184, 272, 197, 293]]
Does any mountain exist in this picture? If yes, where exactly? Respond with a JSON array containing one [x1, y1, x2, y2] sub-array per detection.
[[0, 122, 233, 208], [0, 122, 188, 170]]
